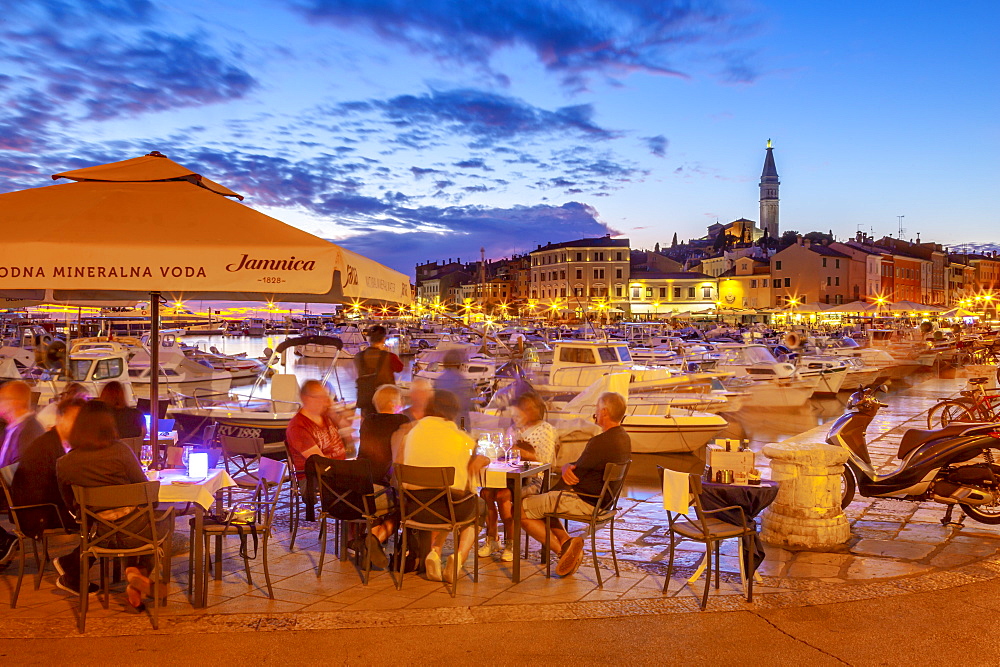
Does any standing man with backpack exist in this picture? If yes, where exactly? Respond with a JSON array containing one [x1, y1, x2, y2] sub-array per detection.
[[354, 325, 403, 418]]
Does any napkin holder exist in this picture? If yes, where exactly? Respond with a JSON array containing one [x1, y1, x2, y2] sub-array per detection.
[[707, 443, 755, 478]]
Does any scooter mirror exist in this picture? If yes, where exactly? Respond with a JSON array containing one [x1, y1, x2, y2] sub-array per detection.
[[879, 384, 889, 393]]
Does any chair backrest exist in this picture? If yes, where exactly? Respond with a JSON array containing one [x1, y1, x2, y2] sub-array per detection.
[[659, 466, 692, 515], [593, 460, 631, 514], [201, 423, 218, 447], [0, 463, 20, 527], [238, 459, 287, 532], [394, 464, 460, 526], [311, 457, 378, 520], [72, 481, 166, 553], [220, 436, 264, 478]]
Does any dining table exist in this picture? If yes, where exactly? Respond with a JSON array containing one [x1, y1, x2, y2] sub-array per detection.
[[479, 460, 551, 584], [154, 467, 235, 608]]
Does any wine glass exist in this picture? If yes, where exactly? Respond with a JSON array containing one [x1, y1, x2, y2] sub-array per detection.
[[139, 444, 153, 470]]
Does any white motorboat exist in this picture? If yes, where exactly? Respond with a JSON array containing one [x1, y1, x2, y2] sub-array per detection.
[[411, 342, 497, 389], [127, 332, 232, 399], [0, 345, 137, 406], [299, 325, 366, 359], [182, 345, 268, 382], [711, 344, 817, 408]]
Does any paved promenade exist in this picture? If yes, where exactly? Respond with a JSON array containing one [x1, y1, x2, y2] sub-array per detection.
[[2, 374, 999, 641]]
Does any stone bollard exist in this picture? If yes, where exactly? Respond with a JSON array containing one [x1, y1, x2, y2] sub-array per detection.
[[761, 440, 851, 549]]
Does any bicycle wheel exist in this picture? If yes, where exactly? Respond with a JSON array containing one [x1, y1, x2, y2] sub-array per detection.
[[926, 399, 976, 428]]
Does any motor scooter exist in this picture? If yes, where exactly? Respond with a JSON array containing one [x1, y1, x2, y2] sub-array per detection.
[[827, 378, 1000, 524]]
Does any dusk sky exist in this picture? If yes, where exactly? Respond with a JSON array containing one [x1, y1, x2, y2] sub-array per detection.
[[2, 1, 998, 279]]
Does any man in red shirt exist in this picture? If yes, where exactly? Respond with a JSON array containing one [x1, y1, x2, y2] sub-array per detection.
[[285, 380, 350, 474]]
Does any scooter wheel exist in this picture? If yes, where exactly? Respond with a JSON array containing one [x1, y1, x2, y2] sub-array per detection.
[[840, 464, 856, 509], [959, 502, 1000, 525]]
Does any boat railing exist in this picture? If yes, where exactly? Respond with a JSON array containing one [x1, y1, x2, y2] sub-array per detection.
[[548, 364, 625, 388]]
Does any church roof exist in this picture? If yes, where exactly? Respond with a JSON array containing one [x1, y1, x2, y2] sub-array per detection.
[[760, 141, 779, 184]]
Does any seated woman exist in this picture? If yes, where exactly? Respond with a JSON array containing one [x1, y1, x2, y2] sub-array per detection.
[[355, 384, 409, 567], [55, 400, 168, 611], [99, 381, 146, 439], [478, 391, 556, 561]]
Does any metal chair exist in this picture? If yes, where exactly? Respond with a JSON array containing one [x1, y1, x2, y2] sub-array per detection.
[[282, 440, 305, 550], [543, 460, 630, 588], [658, 468, 756, 610], [394, 464, 479, 597], [72, 481, 175, 632], [188, 458, 286, 599], [219, 435, 269, 499], [311, 457, 397, 584], [0, 463, 74, 608]]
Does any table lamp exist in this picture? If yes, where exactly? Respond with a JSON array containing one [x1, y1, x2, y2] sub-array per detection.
[[188, 451, 209, 478]]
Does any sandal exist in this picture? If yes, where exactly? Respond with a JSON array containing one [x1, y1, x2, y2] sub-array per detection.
[[125, 584, 146, 613]]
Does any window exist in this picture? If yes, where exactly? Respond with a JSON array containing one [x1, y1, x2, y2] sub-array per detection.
[[560, 270, 566, 279], [826, 276, 832, 286], [822, 258, 827, 268], [631, 287, 641, 299], [573, 288, 584, 297], [702, 287, 712, 298], [615, 268, 623, 279], [784, 278, 791, 287], [835, 277, 840, 286], [559, 347, 596, 364], [576, 269, 582, 279], [615, 286, 623, 297], [598, 347, 618, 363], [673, 287, 681, 298], [594, 252, 605, 261], [775, 260, 782, 271], [687, 287, 695, 299], [763, 279, 769, 287], [560, 288, 566, 297], [645, 287, 653, 298], [576, 252, 583, 261], [659, 287, 667, 298], [593, 268, 605, 279], [616, 252, 623, 261], [750, 279, 757, 288], [835, 259, 840, 269]]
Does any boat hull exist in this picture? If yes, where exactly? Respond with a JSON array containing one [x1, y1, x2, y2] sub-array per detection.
[[622, 414, 728, 454]]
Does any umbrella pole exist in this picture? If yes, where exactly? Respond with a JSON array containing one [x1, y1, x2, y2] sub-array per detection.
[[150, 292, 161, 468]]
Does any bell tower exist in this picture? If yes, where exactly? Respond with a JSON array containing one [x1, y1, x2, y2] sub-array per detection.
[[759, 139, 780, 239]]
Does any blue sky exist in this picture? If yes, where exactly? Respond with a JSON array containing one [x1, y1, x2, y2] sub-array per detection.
[[1, 0, 997, 279]]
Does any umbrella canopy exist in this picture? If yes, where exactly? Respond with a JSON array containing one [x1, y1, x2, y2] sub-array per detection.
[[0, 153, 411, 305], [883, 301, 943, 313], [940, 307, 979, 318], [781, 302, 830, 313], [824, 300, 879, 313]]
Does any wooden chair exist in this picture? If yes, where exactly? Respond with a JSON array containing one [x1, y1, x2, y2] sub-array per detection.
[[658, 468, 756, 610], [188, 458, 286, 599], [543, 461, 630, 588], [394, 465, 479, 597], [72, 481, 174, 632], [0, 463, 74, 608], [312, 457, 397, 584]]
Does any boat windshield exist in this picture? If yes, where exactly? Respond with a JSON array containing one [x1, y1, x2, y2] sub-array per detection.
[[744, 346, 778, 364]]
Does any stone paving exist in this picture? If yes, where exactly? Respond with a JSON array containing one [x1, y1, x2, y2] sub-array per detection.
[[3, 373, 1000, 637]]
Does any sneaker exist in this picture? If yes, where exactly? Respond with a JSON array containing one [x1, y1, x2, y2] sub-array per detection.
[[501, 540, 515, 563], [477, 538, 499, 558], [56, 575, 99, 596], [442, 554, 455, 585], [425, 551, 442, 582], [366, 533, 388, 570], [0, 534, 17, 564], [555, 537, 585, 577]]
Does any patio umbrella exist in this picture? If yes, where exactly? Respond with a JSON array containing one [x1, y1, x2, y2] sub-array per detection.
[[824, 300, 878, 313], [0, 152, 411, 463], [884, 301, 943, 313], [940, 307, 979, 318], [782, 302, 831, 313]]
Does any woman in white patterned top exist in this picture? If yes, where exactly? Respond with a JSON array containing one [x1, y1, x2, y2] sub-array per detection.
[[478, 392, 556, 562]]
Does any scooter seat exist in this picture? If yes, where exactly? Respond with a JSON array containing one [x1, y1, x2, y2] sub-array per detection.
[[898, 422, 997, 459]]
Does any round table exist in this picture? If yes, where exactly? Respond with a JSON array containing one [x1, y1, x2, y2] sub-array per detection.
[[698, 480, 779, 577]]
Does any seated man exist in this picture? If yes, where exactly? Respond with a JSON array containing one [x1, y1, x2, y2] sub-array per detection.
[[11, 398, 85, 543], [285, 380, 350, 475], [355, 384, 408, 566], [520, 391, 631, 577], [402, 390, 488, 583]]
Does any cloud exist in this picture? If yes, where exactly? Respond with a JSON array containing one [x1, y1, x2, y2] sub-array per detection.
[[643, 135, 668, 157], [330, 88, 619, 148], [292, 0, 755, 87]]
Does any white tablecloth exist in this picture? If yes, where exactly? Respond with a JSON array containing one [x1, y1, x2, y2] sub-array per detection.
[[155, 469, 235, 510]]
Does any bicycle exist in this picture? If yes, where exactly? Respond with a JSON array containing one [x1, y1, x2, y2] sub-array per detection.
[[926, 377, 1000, 428]]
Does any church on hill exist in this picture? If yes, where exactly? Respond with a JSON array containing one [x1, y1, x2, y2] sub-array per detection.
[[704, 140, 781, 244]]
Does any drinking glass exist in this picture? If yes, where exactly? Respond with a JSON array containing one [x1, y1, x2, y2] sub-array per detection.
[[181, 446, 191, 471], [139, 444, 153, 470], [509, 446, 521, 466]]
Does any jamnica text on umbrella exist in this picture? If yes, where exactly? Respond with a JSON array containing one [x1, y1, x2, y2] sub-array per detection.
[[226, 254, 316, 272]]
